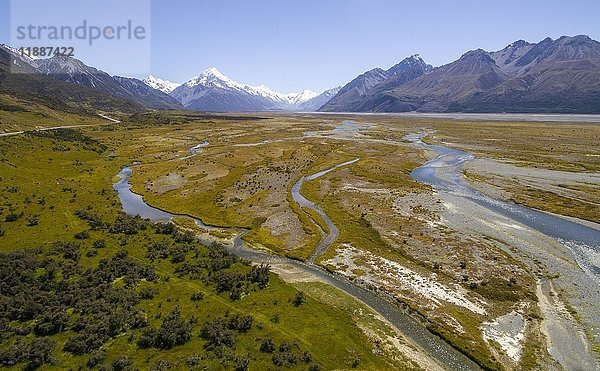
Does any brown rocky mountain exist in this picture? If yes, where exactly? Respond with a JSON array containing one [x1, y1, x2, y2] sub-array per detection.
[[0, 45, 141, 114], [321, 55, 431, 112], [320, 35, 600, 113], [0, 46, 182, 113]]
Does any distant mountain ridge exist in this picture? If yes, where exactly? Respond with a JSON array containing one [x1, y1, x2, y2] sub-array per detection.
[[2, 35, 600, 114], [0, 45, 338, 112], [33, 56, 181, 110], [169, 67, 333, 112], [320, 35, 600, 113], [0, 45, 182, 111], [143, 75, 180, 94], [298, 86, 342, 111], [322, 55, 431, 112], [0, 45, 144, 114]]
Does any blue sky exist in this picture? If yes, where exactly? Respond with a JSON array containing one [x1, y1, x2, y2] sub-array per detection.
[[2, 0, 599, 92]]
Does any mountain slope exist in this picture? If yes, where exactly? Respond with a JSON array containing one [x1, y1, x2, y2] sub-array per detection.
[[0, 44, 39, 74], [0, 46, 140, 114], [34, 56, 181, 110], [442, 36, 600, 112], [113, 76, 182, 109], [320, 55, 431, 112], [298, 86, 342, 111], [378, 49, 508, 112], [171, 68, 276, 111], [143, 75, 180, 94], [286, 89, 319, 106], [320, 68, 390, 112]]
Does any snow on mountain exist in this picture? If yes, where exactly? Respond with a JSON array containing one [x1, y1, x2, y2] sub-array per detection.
[[184, 67, 316, 105], [321, 86, 343, 98], [185, 67, 239, 89], [0, 44, 38, 62], [27, 55, 182, 109], [142, 75, 181, 94], [285, 89, 319, 105], [35, 56, 101, 76], [320, 55, 431, 112], [298, 86, 342, 111], [172, 67, 322, 110], [0, 44, 39, 73], [387, 54, 429, 75]]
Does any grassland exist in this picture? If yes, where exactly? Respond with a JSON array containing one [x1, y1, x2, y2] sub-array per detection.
[[0, 94, 112, 133], [0, 122, 402, 369], [2, 110, 597, 370], [293, 131, 540, 370], [89, 113, 555, 370], [419, 119, 600, 172]]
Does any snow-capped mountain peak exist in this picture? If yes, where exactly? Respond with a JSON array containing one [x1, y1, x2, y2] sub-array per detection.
[[143, 75, 181, 94], [0, 44, 39, 72], [170, 67, 339, 111], [0, 44, 40, 63], [322, 86, 343, 97], [286, 89, 319, 104], [186, 67, 240, 89], [202, 67, 227, 79], [179, 67, 318, 105], [297, 86, 342, 111]]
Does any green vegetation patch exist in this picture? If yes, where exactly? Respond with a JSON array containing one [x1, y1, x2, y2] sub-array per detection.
[[0, 125, 392, 370]]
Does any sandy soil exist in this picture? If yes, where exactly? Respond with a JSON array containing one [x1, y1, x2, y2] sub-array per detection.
[[268, 262, 328, 283], [262, 209, 309, 249], [147, 172, 187, 194], [467, 158, 600, 186], [481, 311, 526, 363], [324, 244, 487, 315], [536, 279, 598, 370]]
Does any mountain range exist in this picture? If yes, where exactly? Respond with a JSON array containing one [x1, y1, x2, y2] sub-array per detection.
[[169, 67, 342, 112], [322, 55, 432, 112], [0, 44, 339, 113], [0, 44, 143, 114], [320, 35, 600, 113], [143, 75, 181, 94], [1, 35, 600, 114], [33, 56, 182, 110]]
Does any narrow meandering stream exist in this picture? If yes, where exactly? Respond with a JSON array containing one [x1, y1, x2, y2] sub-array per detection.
[[113, 163, 482, 371], [180, 140, 209, 160], [113, 166, 214, 230], [291, 158, 360, 262]]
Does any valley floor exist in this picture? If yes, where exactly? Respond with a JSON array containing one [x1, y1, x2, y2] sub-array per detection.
[[1, 111, 599, 370]]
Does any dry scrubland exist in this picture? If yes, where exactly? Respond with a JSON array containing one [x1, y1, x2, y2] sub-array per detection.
[[98, 113, 599, 369], [0, 115, 413, 370], [1, 111, 599, 370], [99, 113, 598, 369]]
